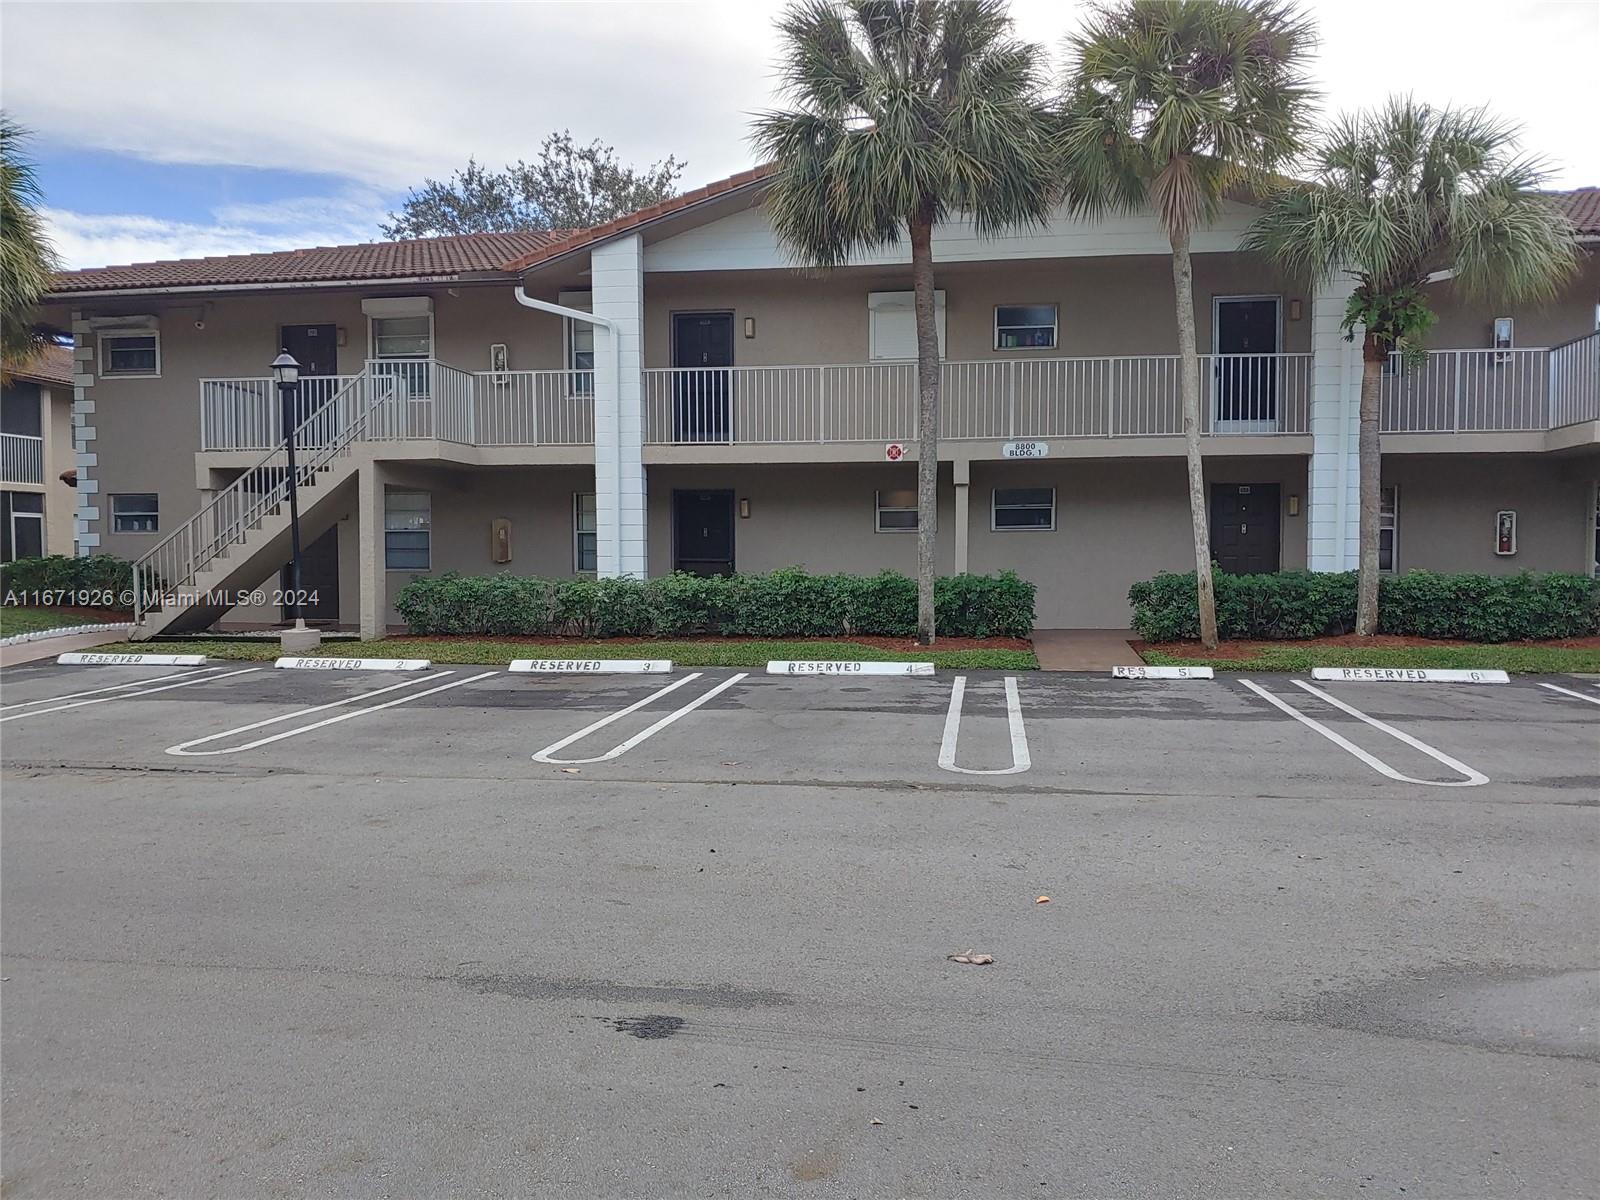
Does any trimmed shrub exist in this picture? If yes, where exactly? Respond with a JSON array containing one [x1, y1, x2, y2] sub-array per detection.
[[394, 568, 1036, 639], [1128, 569, 1600, 643], [0, 554, 139, 610]]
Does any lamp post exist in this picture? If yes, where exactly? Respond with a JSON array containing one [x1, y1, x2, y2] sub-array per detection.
[[271, 350, 314, 646]]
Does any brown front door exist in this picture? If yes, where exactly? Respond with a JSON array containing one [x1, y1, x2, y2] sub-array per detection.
[[1210, 483, 1281, 575], [279, 324, 339, 427], [283, 526, 340, 623]]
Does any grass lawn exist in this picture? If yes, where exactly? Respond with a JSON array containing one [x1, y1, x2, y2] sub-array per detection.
[[87, 637, 1039, 671], [0, 606, 123, 638], [1140, 643, 1600, 674]]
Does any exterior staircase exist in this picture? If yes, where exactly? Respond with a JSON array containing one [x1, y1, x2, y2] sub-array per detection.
[[129, 372, 399, 639]]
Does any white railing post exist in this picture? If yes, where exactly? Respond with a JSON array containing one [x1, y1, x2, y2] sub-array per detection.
[[818, 366, 827, 443]]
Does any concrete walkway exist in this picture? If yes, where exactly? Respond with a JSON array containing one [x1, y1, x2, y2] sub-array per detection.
[[1031, 628, 1142, 672], [1, 628, 132, 669]]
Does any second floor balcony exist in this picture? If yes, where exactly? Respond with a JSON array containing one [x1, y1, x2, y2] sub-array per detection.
[[195, 334, 1598, 457], [1, 432, 44, 485]]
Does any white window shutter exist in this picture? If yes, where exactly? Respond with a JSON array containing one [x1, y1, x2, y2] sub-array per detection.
[[868, 291, 946, 361]]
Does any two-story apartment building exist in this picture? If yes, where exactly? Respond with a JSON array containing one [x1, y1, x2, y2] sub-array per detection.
[[2, 344, 77, 562], [37, 174, 1600, 638]]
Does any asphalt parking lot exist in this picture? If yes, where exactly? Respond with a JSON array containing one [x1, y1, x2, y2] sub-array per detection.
[[2, 661, 1597, 1198]]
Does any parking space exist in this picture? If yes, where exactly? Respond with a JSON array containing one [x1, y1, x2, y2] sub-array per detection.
[[2, 660, 1592, 802]]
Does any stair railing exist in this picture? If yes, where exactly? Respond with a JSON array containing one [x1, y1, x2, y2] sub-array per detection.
[[131, 370, 400, 624]]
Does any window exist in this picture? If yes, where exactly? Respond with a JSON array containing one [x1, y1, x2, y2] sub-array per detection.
[[1379, 486, 1398, 573], [3, 491, 45, 562], [868, 291, 946, 362], [110, 493, 159, 533], [99, 332, 160, 376], [993, 487, 1055, 530], [574, 492, 597, 572], [371, 315, 432, 359], [875, 489, 918, 533], [568, 320, 595, 394], [994, 305, 1057, 351], [384, 490, 431, 570]]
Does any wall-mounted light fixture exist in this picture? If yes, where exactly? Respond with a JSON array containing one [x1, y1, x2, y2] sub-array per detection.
[[1286, 494, 1300, 516], [743, 316, 756, 339], [738, 497, 751, 519], [1288, 299, 1303, 321]]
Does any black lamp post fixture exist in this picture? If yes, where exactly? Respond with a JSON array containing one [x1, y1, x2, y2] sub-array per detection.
[[270, 349, 305, 627]]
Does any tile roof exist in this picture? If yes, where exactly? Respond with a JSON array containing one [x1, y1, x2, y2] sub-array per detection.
[[499, 165, 776, 272], [5, 343, 74, 387], [1551, 187, 1600, 235], [49, 230, 571, 294]]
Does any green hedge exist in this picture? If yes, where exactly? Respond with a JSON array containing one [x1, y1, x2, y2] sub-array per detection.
[[395, 568, 1035, 639], [1128, 569, 1600, 643], [0, 554, 138, 610]]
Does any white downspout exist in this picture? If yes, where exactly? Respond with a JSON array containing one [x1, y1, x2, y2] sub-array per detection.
[[513, 287, 623, 576]]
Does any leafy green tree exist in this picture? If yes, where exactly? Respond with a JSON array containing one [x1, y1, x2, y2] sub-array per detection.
[[382, 131, 685, 238], [752, 0, 1055, 643], [1244, 98, 1578, 634], [1, 115, 60, 375], [1059, 0, 1315, 650]]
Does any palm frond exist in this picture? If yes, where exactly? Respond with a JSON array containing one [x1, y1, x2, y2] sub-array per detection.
[[1, 114, 61, 369]]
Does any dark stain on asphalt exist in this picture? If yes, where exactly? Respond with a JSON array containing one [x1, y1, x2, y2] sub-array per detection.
[[610, 1014, 686, 1040], [1274, 964, 1600, 1060], [455, 972, 793, 1009]]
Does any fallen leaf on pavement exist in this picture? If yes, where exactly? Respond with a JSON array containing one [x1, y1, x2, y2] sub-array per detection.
[[947, 950, 996, 965], [560, 768, 581, 774], [870, 1118, 883, 1126], [1035, 895, 1051, 904]]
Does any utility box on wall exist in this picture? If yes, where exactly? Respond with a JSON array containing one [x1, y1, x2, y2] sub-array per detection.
[[1494, 510, 1517, 556]]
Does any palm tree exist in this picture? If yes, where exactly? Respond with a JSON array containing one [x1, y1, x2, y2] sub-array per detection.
[[752, 0, 1056, 644], [1, 115, 60, 377], [1243, 98, 1578, 635], [1059, 0, 1315, 650]]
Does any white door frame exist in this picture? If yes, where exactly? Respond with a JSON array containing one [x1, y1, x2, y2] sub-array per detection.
[[1211, 294, 1283, 433]]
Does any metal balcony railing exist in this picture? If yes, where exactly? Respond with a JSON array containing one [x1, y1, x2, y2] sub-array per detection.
[[0, 432, 44, 484]]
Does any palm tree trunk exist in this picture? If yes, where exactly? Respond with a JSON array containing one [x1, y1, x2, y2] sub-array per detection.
[[909, 211, 940, 646], [1170, 229, 1219, 650], [1354, 336, 1385, 636]]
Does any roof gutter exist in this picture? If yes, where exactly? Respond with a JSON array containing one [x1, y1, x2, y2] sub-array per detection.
[[513, 288, 624, 577], [47, 273, 516, 302]]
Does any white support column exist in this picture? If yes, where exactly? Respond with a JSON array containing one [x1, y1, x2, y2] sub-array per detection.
[[590, 234, 647, 578], [357, 458, 387, 640], [953, 458, 970, 574], [1306, 273, 1362, 571], [70, 312, 98, 554]]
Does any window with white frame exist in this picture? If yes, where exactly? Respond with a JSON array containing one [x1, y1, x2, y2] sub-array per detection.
[[370, 315, 432, 359], [574, 492, 597, 572], [994, 305, 1057, 351], [875, 489, 918, 533], [110, 492, 159, 533], [868, 291, 946, 361], [567, 320, 595, 394], [99, 332, 160, 376], [992, 486, 1055, 530], [384, 490, 431, 570], [1379, 486, 1398, 572]]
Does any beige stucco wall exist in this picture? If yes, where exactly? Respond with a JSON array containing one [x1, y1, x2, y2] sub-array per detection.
[[1382, 453, 1598, 575], [642, 253, 1313, 368], [1426, 251, 1598, 349]]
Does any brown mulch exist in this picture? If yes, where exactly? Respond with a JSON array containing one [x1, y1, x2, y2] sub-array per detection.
[[384, 633, 1032, 651], [1136, 633, 1600, 660]]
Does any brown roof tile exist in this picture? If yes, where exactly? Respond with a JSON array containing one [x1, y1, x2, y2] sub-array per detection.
[[499, 164, 776, 272], [5, 343, 74, 387], [49, 230, 572, 294], [1551, 187, 1600, 235]]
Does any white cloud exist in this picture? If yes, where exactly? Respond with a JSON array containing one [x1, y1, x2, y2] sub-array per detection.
[[44, 190, 391, 269]]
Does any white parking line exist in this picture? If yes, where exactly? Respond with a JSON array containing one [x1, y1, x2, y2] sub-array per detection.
[[938, 676, 1031, 775], [532, 672, 748, 765], [165, 670, 499, 756], [1537, 682, 1600, 707], [0, 668, 263, 723], [0, 668, 214, 711], [1240, 678, 1488, 787]]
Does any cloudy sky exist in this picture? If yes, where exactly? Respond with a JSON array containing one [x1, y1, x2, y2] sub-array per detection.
[[2, 0, 1596, 270]]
